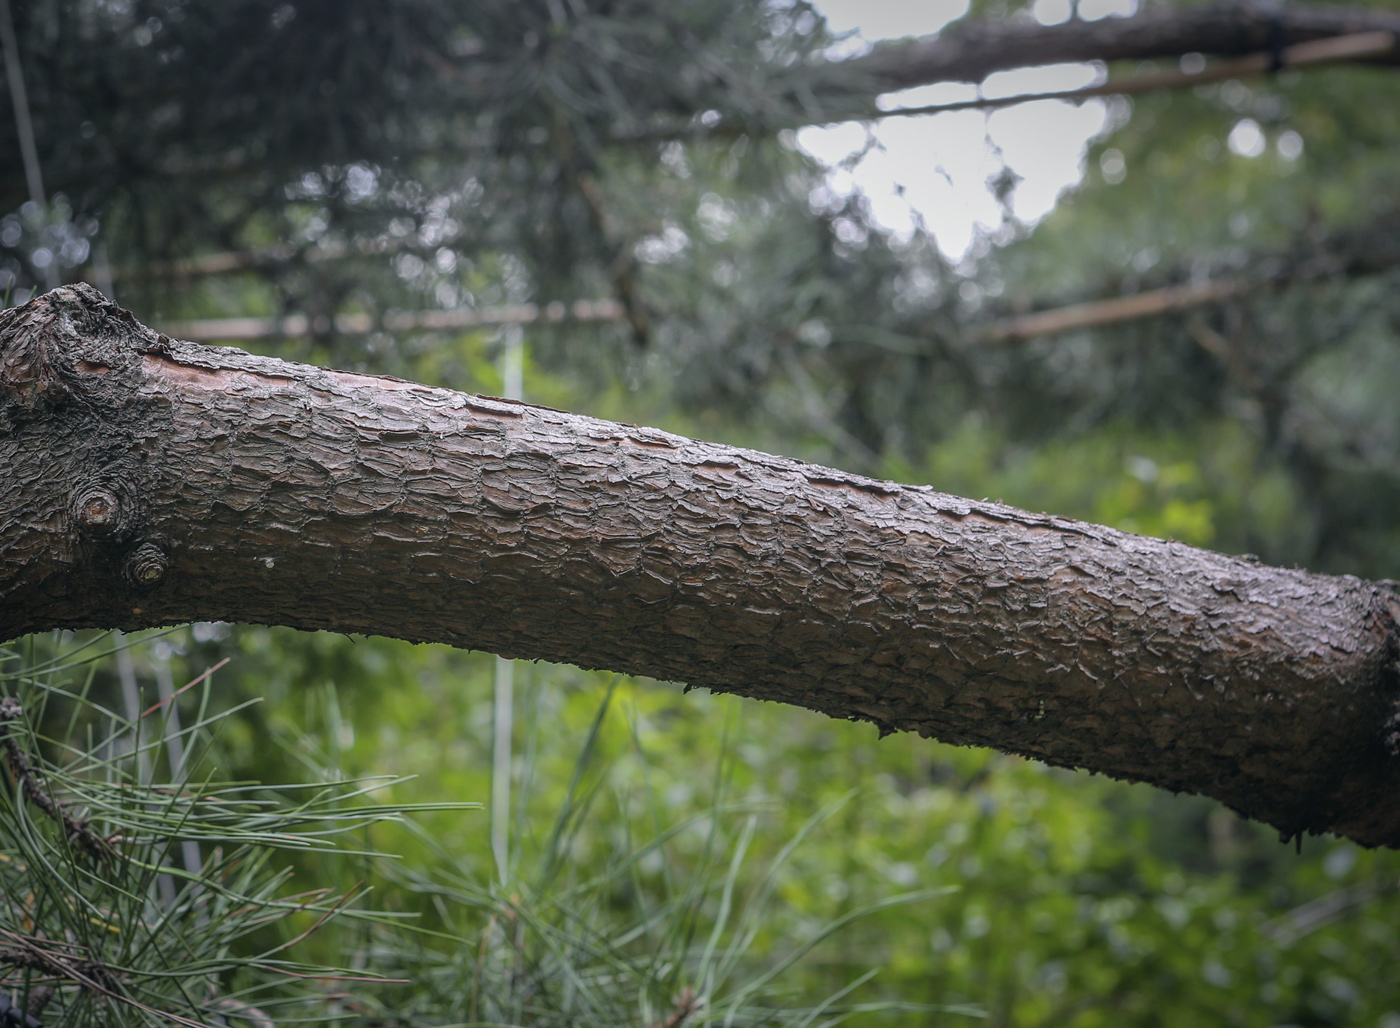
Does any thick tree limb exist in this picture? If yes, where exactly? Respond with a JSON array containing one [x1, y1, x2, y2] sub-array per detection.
[[4, 286, 1400, 846], [843, 0, 1400, 97], [852, 30, 1396, 121]]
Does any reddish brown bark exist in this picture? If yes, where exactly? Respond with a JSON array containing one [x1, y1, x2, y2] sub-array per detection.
[[3, 286, 1400, 846]]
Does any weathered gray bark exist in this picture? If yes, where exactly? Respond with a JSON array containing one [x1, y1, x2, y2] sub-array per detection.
[[4, 286, 1400, 845]]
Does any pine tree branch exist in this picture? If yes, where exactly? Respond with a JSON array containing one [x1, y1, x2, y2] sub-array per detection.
[[839, 0, 1400, 96], [979, 207, 1400, 342], [863, 31, 1393, 119], [5, 286, 1400, 847], [0, 700, 110, 862], [981, 280, 1247, 342]]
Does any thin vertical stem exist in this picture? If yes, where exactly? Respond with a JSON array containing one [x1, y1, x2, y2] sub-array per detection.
[[153, 647, 203, 881], [491, 325, 525, 883], [0, 0, 57, 291], [115, 634, 178, 911], [0, 0, 43, 210], [501, 323, 525, 402], [115, 637, 152, 785], [490, 654, 514, 882], [92, 242, 117, 301]]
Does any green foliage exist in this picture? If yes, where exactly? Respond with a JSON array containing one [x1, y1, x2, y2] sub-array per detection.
[[7, 0, 1400, 1023], [0, 635, 440, 1027], [2, 637, 977, 1026], [18, 625, 1398, 1027], [351, 689, 969, 1027]]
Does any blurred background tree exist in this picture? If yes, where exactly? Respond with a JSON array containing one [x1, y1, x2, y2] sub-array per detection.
[[4, 0, 1400, 1024]]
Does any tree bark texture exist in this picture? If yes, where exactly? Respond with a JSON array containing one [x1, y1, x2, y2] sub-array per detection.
[[4, 286, 1400, 846], [842, 0, 1400, 98]]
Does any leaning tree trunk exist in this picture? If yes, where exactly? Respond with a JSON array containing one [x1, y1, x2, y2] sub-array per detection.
[[3, 286, 1400, 845]]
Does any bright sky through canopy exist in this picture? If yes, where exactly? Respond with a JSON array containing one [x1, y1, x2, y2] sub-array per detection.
[[806, 0, 1137, 258]]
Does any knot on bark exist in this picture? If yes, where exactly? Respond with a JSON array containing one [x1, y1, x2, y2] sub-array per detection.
[[70, 474, 142, 539], [125, 542, 169, 587]]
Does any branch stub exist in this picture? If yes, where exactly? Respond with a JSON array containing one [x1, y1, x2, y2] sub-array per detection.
[[125, 543, 168, 587]]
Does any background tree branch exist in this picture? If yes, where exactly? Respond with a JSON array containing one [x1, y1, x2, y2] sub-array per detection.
[[840, 0, 1400, 96]]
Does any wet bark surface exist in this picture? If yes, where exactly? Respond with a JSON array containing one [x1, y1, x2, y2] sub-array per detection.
[[3, 286, 1400, 845]]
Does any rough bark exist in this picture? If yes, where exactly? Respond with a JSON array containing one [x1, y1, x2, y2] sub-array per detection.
[[4, 285, 1400, 846], [841, 1, 1400, 98]]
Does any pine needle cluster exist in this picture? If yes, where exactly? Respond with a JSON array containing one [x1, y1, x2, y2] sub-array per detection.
[[0, 635, 452, 1027], [0, 636, 960, 1027]]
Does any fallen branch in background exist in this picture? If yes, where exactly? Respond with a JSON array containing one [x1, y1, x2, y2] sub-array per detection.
[[1262, 875, 1400, 941], [843, 0, 1400, 95], [64, 19, 1400, 293], [155, 298, 624, 342], [141, 202, 1400, 347], [980, 208, 1400, 342], [867, 31, 1396, 120], [89, 230, 465, 285], [981, 279, 1247, 343]]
